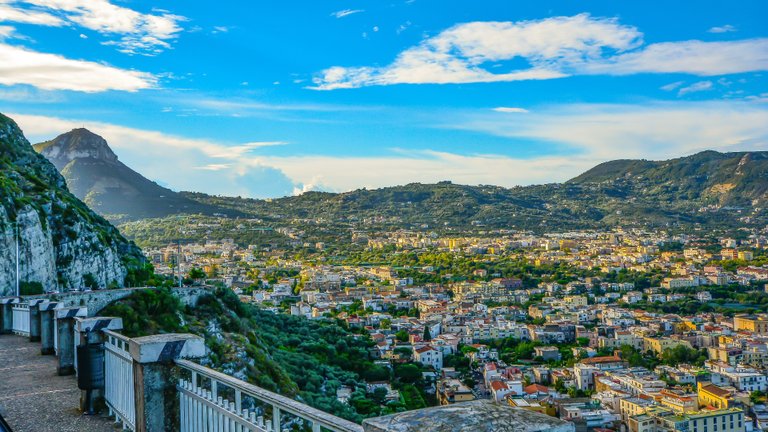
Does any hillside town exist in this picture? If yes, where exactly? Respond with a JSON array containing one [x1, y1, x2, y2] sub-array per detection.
[[141, 228, 768, 431]]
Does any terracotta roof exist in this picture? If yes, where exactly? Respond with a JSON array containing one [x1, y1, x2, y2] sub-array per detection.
[[490, 381, 509, 391], [524, 384, 551, 394], [700, 383, 732, 398], [580, 355, 623, 365], [414, 346, 435, 354]]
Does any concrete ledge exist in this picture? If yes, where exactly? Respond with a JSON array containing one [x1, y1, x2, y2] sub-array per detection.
[[129, 333, 206, 364], [362, 401, 575, 432], [55, 307, 87, 320], [75, 317, 123, 333], [38, 301, 60, 311]]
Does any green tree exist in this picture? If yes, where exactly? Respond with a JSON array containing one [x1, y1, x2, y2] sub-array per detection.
[[188, 267, 206, 280], [395, 364, 422, 384], [19, 281, 44, 295], [82, 273, 98, 289]]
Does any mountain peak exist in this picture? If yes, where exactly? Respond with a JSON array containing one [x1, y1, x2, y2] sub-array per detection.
[[33, 126, 231, 223], [34, 128, 118, 169]]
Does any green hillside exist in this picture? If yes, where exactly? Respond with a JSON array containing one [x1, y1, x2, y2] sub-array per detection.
[[178, 151, 768, 233]]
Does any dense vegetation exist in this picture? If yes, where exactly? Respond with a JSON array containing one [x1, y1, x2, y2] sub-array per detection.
[[102, 287, 430, 423]]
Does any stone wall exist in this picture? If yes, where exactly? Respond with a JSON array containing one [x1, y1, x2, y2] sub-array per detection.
[[15, 286, 210, 316], [362, 401, 575, 432]]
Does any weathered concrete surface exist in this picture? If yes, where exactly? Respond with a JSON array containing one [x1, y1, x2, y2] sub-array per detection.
[[12, 286, 209, 316], [130, 334, 205, 432], [0, 335, 117, 432], [362, 400, 575, 432]]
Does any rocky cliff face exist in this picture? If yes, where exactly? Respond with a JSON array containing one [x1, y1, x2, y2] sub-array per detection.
[[0, 113, 143, 295], [34, 129, 227, 223], [34, 128, 118, 169]]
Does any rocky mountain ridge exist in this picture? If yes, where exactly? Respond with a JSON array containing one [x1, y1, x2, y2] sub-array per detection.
[[34, 129, 227, 223], [0, 113, 144, 294]]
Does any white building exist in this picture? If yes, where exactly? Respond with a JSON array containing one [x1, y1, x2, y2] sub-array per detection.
[[413, 346, 443, 370]]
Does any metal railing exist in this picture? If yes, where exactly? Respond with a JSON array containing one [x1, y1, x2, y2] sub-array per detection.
[[176, 359, 363, 432], [104, 329, 136, 431], [1, 291, 368, 432], [11, 303, 29, 336], [53, 316, 59, 353]]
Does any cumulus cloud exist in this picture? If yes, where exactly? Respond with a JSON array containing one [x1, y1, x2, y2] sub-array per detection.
[[0, 0, 185, 55], [0, 43, 156, 91], [311, 14, 768, 89]]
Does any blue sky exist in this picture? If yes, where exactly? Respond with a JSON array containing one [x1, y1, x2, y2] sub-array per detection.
[[1, 0, 767, 197]]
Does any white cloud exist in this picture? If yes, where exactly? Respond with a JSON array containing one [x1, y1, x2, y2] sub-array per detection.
[[745, 93, 768, 103], [311, 14, 768, 89], [0, 85, 63, 102], [313, 14, 636, 89], [265, 152, 588, 194], [11, 113, 296, 197], [0, 43, 155, 91], [660, 81, 684, 91], [492, 107, 529, 113], [208, 141, 288, 158], [9, 100, 768, 198], [581, 39, 768, 76], [453, 101, 768, 161], [708, 24, 736, 33], [331, 9, 363, 19], [179, 95, 374, 116], [195, 163, 231, 171], [263, 101, 768, 190], [0, 4, 63, 26], [677, 80, 713, 96], [0, 0, 185, 55], [0, 24, 13, 38]]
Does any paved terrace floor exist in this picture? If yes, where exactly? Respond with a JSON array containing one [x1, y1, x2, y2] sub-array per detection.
[[0, 335, 117, 432]]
